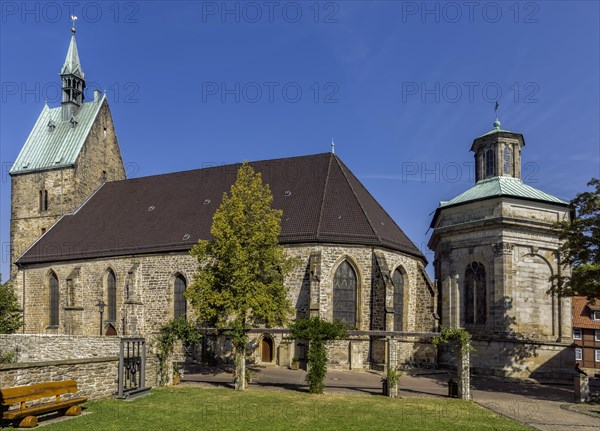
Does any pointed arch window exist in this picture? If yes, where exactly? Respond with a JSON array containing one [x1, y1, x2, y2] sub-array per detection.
[[392, 268, 404, 331], [49, 271, 59, 326], [485, 149, 495, 177], [464, 262, 486, 325], [174, 275, 187, 319], [106, 270, 117, 322], [333, 260, 357, 327]]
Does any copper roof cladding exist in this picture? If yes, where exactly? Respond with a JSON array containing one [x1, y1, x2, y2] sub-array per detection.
[[572, 296, 600, 330], [17, 153, 424, 265]]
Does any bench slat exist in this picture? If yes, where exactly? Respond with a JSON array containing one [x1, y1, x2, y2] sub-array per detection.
[[0, 381, 78, 405], [1, 397, 87, 420]]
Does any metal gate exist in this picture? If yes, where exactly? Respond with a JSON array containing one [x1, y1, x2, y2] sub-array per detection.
[[115, 337, 150, 399]]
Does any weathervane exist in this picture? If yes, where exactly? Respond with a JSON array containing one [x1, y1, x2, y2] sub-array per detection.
[[71, 15, 78, 34], [493, 100, 501, 130], [331, 138, 335, 154]]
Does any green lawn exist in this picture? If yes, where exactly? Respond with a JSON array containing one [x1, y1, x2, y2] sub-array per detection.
[[33, 386, 528, 430]]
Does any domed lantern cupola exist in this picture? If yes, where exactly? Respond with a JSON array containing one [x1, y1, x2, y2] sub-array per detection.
[[470, 104, 525, 183]]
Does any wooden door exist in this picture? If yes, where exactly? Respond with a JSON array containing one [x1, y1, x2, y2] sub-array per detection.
[[262, 337, 272, 362]]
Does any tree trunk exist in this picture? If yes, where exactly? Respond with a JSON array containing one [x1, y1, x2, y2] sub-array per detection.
[[235, 345, 246, 391]]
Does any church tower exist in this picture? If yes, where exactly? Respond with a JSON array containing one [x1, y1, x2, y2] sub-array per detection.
[[428, 116, 573, 380], [9, 25, 126, 313]]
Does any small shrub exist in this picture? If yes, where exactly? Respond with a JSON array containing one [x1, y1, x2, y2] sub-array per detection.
[[0, 349, 17, 364]]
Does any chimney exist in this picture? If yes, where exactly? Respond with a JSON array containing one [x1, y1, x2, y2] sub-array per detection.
[[94, 89, 101, 102]]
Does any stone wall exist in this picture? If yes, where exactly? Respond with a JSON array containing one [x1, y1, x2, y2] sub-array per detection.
[[17, 242, 436, 370], [0, 335, 158, 402], [439, 337, 574, 381], [0, 358, 118, 401], [0, 334, 120, 362], [20, 244, 433, 338], [18, 253, 199, 336], [470, 338, 575, 381]]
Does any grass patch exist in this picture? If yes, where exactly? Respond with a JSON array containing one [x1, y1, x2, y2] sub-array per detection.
[[29, 386, 528, 431]]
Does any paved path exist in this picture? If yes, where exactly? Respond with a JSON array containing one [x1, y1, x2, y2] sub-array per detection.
[[183, 365, 600, 431]]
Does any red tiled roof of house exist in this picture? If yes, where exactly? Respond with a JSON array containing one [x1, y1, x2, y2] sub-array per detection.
[[572, 296, 600, 329]]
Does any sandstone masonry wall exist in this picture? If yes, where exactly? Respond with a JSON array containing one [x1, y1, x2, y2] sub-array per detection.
[[0, 334, 158, 401]]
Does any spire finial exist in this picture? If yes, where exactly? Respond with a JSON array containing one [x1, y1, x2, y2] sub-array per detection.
[[331, 138, 335, 154], [70, 15, 78, 34], [493, 100, 501, 130]]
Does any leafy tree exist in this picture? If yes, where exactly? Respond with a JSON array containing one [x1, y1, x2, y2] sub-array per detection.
[[0, 276, 22, 334], [289, 317, 347, 394], [155, 316, 201, 385], [187, 162, 294, 390], [551, 178, 600, 300]]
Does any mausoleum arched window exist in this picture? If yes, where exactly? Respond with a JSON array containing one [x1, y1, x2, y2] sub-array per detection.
[[333, 260, 357, 328], [485, 149, 495, 177], [464, 262, 486, 325], [49, 271, 59, 326], [106, 269, 117, 322], [174, 274, 187, 319], [392, 268, 405, 331]]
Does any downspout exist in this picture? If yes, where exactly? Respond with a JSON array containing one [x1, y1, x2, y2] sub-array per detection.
[[367, 245, 375, 368], [22, 269, 26, 334], [60, 169, 64, 215], [556, 251, 562, 342]]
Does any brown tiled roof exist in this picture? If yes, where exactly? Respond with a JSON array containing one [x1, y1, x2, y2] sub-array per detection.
[[572, 296, 600, 329], [17, 153, 424, 265]]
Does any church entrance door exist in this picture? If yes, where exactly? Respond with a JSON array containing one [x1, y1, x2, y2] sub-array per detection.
[[261, 336, 273, 362]]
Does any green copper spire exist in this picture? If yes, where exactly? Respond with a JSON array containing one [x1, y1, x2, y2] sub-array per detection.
[[60, 17, 86, 120], [61, 30, 85, 80]]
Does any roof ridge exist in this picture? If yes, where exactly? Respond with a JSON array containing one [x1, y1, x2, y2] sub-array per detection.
[[316, 153, 334, 240], [103, 152, 335, 185], [333, 155, 380, 242]]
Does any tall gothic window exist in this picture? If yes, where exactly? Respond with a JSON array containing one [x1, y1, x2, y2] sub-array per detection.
[[174, 275, 187, 319], [485, 149, 495, 177], [392, 268, 404, 331], [503, 146, 512, 176], [464, 262, 486, 325], [333, 260, 357, 327], [107, 270, 117, 322], [49, 271, 59, 326]]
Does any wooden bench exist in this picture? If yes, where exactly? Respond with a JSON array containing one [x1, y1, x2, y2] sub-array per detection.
[[0, 380, 88, 428]]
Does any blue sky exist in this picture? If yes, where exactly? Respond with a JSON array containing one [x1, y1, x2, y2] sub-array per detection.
[[1, 1, 599, 281]]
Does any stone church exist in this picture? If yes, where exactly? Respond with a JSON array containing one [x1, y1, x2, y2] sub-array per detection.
[[9, 29, 437, 370], [9, 29, 574, 378], [428, 119, 574, 379]]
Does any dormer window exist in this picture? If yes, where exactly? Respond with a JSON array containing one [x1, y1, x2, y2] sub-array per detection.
[[592, 310, 600, 321], [47, 119, 56, 132], [69, 116, 78, 128]]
